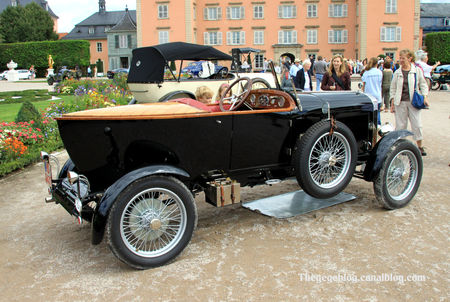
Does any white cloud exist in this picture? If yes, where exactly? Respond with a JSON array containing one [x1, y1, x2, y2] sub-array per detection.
[[46, 0, 136, 33]]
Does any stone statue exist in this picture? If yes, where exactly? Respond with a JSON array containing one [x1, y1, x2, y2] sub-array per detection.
[[48, 55, 54, 69]]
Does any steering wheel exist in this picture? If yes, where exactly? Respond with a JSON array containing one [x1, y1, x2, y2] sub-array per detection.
[[219, 77, 253, 112]]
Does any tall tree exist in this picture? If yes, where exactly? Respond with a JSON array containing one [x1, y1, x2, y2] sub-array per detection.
[[0, 2, 58, 43]]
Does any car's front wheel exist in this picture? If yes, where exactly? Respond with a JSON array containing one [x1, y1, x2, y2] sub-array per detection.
[[107, 176, 197, 269], [294, 120, 357, 199], [373, 139, 422, 209]]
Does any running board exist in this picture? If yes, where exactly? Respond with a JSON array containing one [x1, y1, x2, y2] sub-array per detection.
[[242, 190, 356, 218]]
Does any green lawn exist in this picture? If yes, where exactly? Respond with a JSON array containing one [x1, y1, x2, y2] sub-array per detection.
[[0, 95, 76, 122]]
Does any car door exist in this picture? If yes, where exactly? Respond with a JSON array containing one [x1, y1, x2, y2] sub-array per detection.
[[229, 111, 293, 171]]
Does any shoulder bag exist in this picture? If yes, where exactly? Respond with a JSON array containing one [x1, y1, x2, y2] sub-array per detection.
[[411, 73, 426, 109]]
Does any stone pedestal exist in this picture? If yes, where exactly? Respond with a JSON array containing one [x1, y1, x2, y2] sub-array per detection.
[[7, 70, 19, 81], [47, 68, 54, 76]]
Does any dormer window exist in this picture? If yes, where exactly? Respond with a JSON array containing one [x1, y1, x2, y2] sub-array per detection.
[[11, 0, 17, 7], [89, 27, 95, 34], [445, 18, 450, 26], [104, 26, 111, 32]]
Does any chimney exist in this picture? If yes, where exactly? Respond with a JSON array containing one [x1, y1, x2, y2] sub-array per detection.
[[99, 0, 106, 14]]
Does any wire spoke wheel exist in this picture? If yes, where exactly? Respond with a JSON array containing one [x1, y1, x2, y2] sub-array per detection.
[[309, 132, 351, 189], [385, 150, 418, 201], [121, 188, 187, 257]]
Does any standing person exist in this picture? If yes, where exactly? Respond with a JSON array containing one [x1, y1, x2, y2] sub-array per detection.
[[262, 57, 269, 73], [321, 55, 351, 91], [313, 56, 327, 91], [289, 59, 302, 86], [28, 65, 35, 79], [281, 65, 291, 88], [87, 66, 92, 78], [382, 61, 393, 112], [361, 57, 383, 125], [415, 51, 440, 90], [390, 49, 429, 156], [296, 60, 313, 91]]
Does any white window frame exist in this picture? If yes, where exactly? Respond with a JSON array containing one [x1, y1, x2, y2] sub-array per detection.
[[158, 31, 169, 44], [307, 4, 317, 18], [88, 27, 94, 34], [253, 5, 264, 19], [158, 4, 168, 19], [118, 35, 127, 48], [97, 42, 102, 52], [11, 0, 17, 7], [307, 29, 318, 44], [226, 31, 246, 45], [328, 29, 348, 44], [278, 5, 297, 19], [204, 31, 222, 45], [328, 4, 348, 18], [278, 30, 297, 44], [204, 7, 222, 20], [385, 0, 397, 14], [444, 18, 450, 26], [226, 6, 244, 20], [380, 26, 401, 42], [254, 30, 264, 45], [255, 54, 264, 69]]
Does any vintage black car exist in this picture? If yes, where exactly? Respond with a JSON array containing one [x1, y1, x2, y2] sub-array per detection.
[[47, 66, 82, 86], [41, 43, 423, 269]]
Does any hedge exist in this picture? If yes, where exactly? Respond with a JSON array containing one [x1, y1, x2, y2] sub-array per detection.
[[0, 40, 90, 76], [424, 32, 450, 64]]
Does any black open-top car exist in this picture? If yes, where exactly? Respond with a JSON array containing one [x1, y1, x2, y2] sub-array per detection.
[[41, 42, 423, 269]]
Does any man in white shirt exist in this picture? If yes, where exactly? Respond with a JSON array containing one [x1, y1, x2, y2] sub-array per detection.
[[289, 59, 302, 86]]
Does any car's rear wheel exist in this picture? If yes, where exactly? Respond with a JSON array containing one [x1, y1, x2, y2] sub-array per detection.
[[107, 176, 197, 269], [294, 120, 357, 199], [373, 139, 422, 209], [431, 80, 441, 90]]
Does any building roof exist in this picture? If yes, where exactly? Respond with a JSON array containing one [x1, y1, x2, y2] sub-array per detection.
[[63, 9, 136, 40], [108, 8, 136, 32], [0, 0, 58, 18], [420, 3, 450, 18]]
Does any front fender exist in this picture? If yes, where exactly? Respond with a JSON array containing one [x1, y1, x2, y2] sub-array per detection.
[[91, 165, 190, 245], [363, 130, 413, 181]]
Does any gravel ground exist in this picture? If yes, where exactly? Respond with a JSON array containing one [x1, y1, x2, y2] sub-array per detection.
[[0, 84, 448, 301]]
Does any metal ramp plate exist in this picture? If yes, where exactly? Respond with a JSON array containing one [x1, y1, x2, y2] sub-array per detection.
[[242, 190, 356, 218]]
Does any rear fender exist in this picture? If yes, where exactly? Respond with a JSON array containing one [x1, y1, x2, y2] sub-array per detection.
[[363, 130, 413, 181], [91, 165, 190, 245]]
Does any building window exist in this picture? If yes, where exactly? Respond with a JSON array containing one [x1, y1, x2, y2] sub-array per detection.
[[328, 29, 348, 44], [307, 29, 318, 44], [104, 26, 110, 32], [158, 4, 168, 19], [159, 31, 169, 44], [278, 30, 297, 44], [226, 6, 244, 19], [444, 18, 450, 26], [328, 4, 348, 18], [385, 0, 397, 14], [88, 27, 94, 34], [97, 42, 102, 52], [226, 31, 245, 45], [193, 6, 196, 20], [119, 35, 128, 48], [278, 5, 296, 18], [254, 30, 264, 45], [11, 0, 17, 7], [204, 7, 221, 20], [204, 31, 222, 45], [380, 26, 401, 42], [307, 4, 317, 18], [253, 5, 264, 19], [255, 54, 264, 69]]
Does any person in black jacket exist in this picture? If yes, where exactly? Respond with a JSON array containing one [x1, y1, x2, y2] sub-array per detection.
[[296, 60, 313, 91]]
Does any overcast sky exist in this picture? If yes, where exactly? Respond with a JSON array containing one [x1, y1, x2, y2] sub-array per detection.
[[47, 0, 136, 33], [48, 0, 447, 33]]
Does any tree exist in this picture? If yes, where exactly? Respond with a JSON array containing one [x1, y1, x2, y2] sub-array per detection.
[[0, 2, 58, 43]]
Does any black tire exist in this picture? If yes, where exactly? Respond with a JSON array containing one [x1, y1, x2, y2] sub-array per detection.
[[106, 176, 197, 269], [431, 80, 440, 91], [47, 77, 54, 86], [251, 77, 271, 89], [373, 139, 422, 210], [294, 120, 357, 199]]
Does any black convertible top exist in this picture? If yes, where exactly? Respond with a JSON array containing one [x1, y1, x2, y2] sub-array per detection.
[[128, 42, 232, 83]]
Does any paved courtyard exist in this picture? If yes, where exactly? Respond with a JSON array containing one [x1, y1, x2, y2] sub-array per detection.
[[0, 82, 448, 301]]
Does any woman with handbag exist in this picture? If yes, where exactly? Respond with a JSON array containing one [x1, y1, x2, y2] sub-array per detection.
[[390, 49, 429, 156], [321, 55, 351, 91]]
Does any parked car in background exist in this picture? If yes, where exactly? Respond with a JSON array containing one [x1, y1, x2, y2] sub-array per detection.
[[181, 61, 227, 78], [107, 68, 129, 79], [431, 64, 450, 90], [0, 69, 32, 80]]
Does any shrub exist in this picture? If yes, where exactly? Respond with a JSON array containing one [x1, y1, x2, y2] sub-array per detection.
[[15, 101, 43, 129], [425, 32, 450, 64]]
